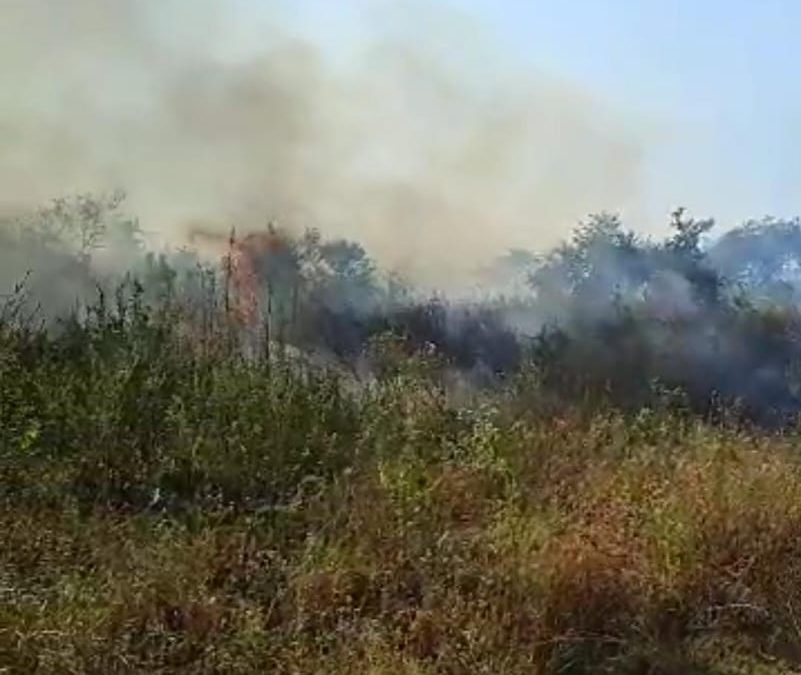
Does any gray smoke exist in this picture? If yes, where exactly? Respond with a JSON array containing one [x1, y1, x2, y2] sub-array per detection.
[[0, 0, 644, 289]]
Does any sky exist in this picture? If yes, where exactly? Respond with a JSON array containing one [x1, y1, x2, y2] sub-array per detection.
[[470, 0, 801, 232], [268, 0, 801, 236]]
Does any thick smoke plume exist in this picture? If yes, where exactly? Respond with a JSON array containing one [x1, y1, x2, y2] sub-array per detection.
[[0, 0, 642, 287], [17, 2, 801, 426]]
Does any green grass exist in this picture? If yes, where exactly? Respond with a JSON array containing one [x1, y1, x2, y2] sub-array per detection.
[[4, 300, 801, 673]]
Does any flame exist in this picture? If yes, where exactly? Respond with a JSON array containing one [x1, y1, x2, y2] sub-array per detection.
[[224, 229, 289, 328]]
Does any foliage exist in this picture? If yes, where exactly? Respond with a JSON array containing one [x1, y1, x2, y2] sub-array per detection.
[[527, 208, 801, 425], [4, 296, 801, 672], [8, 196, 801, 671]]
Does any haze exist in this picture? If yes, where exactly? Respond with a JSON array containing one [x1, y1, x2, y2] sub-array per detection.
[[3, 0, 797, 286]]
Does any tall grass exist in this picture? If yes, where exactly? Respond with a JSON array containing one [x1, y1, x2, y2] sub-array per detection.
[[3, 287, 801, 673]]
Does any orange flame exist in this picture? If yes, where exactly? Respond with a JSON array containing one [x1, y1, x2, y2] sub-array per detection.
[[225, 230, 289, 328]]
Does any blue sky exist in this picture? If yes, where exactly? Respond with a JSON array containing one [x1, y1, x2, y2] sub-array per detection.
[[259, 0, 801, 235], [467, 0, 801, 227]]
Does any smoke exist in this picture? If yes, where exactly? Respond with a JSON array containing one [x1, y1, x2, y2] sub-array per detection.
[[0, 0, 644, 288]]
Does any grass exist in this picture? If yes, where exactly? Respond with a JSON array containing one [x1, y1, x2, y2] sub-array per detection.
[[5, 297, 801, 673]]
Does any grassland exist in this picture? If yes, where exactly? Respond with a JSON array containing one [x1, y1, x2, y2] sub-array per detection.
[[4, 295, 801, 674]]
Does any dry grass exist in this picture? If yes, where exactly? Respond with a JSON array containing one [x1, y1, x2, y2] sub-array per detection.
[[4, 306, 801, 673], [6, 420, 801, 674]]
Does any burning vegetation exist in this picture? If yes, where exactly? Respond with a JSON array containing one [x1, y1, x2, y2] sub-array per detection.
[[8, 196, 801, 672]]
